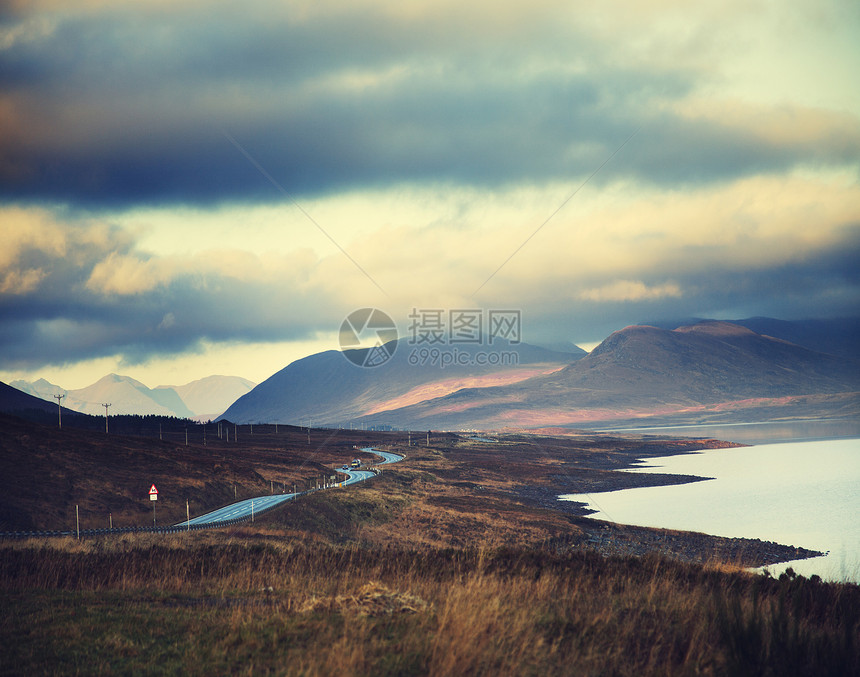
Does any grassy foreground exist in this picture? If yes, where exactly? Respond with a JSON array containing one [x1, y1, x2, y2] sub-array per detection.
[[1, 417, 856, 674], [1, 531, 858, 676]]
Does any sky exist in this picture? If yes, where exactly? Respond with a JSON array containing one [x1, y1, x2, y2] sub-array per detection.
[[1, 0, 859, 389]]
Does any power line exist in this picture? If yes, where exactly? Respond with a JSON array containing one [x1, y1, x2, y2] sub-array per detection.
[[102, 403, 111, 433], [53, 393, 65, 429]]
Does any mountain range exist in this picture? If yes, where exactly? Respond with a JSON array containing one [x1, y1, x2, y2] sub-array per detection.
[[5, 316, 858, 432], [222, 317, 859, 430], [355, 321, 859, 430], [221, 339, 580, 425], [10, 374, 255, 420]]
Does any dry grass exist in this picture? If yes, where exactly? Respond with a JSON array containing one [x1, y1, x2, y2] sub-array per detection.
[[1, 533, 857, 676], [1, 418, 852, 674]]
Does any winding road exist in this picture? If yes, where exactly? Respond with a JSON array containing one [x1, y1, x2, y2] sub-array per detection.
[[176, 447, 402, 527]]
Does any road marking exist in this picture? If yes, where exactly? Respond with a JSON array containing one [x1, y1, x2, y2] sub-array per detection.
[[180, 447, 402, 527]]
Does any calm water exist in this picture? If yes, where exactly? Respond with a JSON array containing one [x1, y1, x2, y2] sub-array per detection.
[[600, 418, 860, 445], [559, 432, 860, 582]]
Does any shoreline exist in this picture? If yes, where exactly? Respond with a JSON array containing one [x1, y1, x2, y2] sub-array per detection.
[[517, 483, 824, 568], [512, 437, 830, 569]]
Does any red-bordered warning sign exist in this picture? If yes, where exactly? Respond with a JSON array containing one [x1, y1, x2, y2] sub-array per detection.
[[149, 484, 158, 501]]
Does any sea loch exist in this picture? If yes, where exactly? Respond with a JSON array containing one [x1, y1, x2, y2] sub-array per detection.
[[561, 428, 860, 582]]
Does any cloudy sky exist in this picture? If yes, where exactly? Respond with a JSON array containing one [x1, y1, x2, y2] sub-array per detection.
[[1, 0, 859, 388]]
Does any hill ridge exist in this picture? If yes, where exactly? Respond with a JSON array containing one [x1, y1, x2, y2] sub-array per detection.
[[345, 321, 860, 429]]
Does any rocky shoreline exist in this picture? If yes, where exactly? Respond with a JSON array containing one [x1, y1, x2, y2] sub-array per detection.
[[554, 518, 824, 569], [514, 447, 825, 569]]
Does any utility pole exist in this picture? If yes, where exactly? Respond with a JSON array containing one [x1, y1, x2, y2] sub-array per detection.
[[53, 393, 65, 429], [159, 422, 162, 441], [102, 403, 111, 433], [76, 504, 80, 540], [186, 499, 190, 531], [185, 427, 188, 446]]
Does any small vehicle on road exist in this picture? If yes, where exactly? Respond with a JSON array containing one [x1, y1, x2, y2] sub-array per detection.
[[350, 459, 361, 469]]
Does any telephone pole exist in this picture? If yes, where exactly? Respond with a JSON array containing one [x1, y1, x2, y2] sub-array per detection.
[[102, 403, 111, 433], [53, 393, 65, 428]]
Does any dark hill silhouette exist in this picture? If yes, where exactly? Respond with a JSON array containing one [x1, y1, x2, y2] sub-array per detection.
[[0, 380, 81, 423], [0, 381, 203, 437]]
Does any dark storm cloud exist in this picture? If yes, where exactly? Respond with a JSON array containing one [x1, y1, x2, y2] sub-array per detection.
[[0, 210, 337, 369], [526, 235, 860, 346], [1, 207, 857, 371], [2, 4, 857, 207], [1, 3, 858, 379], [0, 266, 333, 370]]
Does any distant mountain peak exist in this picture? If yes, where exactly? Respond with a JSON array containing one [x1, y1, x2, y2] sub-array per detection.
[[586, 324, 662, 358], [98, 373, 146, 387], [7, 372, 254, 419]]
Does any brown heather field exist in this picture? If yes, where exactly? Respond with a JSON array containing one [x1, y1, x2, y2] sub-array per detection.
[[1, 533, 857, 676], [0, 415, 857, 675]]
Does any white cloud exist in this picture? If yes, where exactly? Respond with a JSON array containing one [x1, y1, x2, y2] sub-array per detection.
[[157, 312, 175, 330], [2, 0, 859, 386], [578, 280, 683, 303], [0, 268, 46, 294]]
